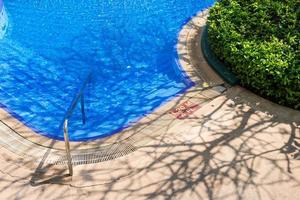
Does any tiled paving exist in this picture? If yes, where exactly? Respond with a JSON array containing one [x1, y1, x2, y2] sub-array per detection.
[[0, 10, 299, 200]]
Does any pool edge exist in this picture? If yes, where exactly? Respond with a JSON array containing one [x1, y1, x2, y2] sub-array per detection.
[[0, 9, 226, 165]]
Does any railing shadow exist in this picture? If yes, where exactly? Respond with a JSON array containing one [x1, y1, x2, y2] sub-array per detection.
[[29, 140, 72, 186], [0, 6, 299, 199], [0, 82, 299, 199]]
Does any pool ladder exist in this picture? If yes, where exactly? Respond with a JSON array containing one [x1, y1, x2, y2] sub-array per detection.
[[62, 72, 92, 176]]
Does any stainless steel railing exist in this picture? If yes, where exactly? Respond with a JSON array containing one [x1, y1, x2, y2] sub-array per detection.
[[62, 71, 92, 175], [63, 119, 73, 175]]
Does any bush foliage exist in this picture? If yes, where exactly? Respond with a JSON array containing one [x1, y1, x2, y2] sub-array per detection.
[[207, 0, 300, 109]]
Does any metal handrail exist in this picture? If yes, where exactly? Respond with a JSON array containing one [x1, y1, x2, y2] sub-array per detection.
[[63, 120, 73, 175], [62, 71, 92, 176]]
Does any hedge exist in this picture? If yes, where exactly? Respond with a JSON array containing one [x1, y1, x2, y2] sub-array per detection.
[[207, 0, 300, 110]]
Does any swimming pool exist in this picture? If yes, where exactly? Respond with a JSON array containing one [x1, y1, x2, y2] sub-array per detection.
[[0, 0, 215, 141], [0, 1, 7, 39]]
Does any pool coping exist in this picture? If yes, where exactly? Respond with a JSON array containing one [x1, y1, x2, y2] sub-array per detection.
[[0, 8, 300, 193], [0, 9, 225, 165]]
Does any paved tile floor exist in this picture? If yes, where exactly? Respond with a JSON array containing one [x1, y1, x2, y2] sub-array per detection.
[[0, 86, 299, 200]]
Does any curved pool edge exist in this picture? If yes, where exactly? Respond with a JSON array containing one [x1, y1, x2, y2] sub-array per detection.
[[0, 10, 226, 165], [176, 9, 224, 88], [1, 9, 300, 190], [201, 26, 239, 85]]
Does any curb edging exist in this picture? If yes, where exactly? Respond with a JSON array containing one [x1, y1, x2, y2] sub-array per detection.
[[201, 26, 239, 85]]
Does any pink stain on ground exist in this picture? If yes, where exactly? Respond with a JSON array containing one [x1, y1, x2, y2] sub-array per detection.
[[169, 100, 200, 119]]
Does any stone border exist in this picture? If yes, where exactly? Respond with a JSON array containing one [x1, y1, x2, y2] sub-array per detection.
[[177, 10, 224, 87], [201, 26, 239, 85], [0, 10, 226, 165]]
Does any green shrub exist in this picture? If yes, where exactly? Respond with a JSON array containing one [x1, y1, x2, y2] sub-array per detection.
[[207, 0, 300, 110]]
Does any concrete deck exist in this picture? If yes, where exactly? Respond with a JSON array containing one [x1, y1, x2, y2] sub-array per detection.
[[0, 10, 299, 200]]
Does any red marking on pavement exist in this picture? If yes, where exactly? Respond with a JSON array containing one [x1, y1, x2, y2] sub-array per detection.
[[169, 100, 200, 120]]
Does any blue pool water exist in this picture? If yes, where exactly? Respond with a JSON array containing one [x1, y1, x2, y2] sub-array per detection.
[[0, 0, 215, 141]]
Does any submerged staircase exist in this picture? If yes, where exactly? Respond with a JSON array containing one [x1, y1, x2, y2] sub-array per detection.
[[0, 41, 92, 138]]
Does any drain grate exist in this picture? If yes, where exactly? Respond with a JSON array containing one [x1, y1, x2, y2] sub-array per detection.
[[50, 142, 138, 165], [45, 86, 227, 165], [0, 9, 227, 165], [0, 85, 227, 166], [43, 135, 141, 165]]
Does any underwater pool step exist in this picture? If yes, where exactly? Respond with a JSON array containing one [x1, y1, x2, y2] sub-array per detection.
[[0, 41, 95, 133]]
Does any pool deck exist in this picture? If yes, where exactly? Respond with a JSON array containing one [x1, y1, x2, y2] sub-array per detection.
[[0, 10, 299, 200]]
